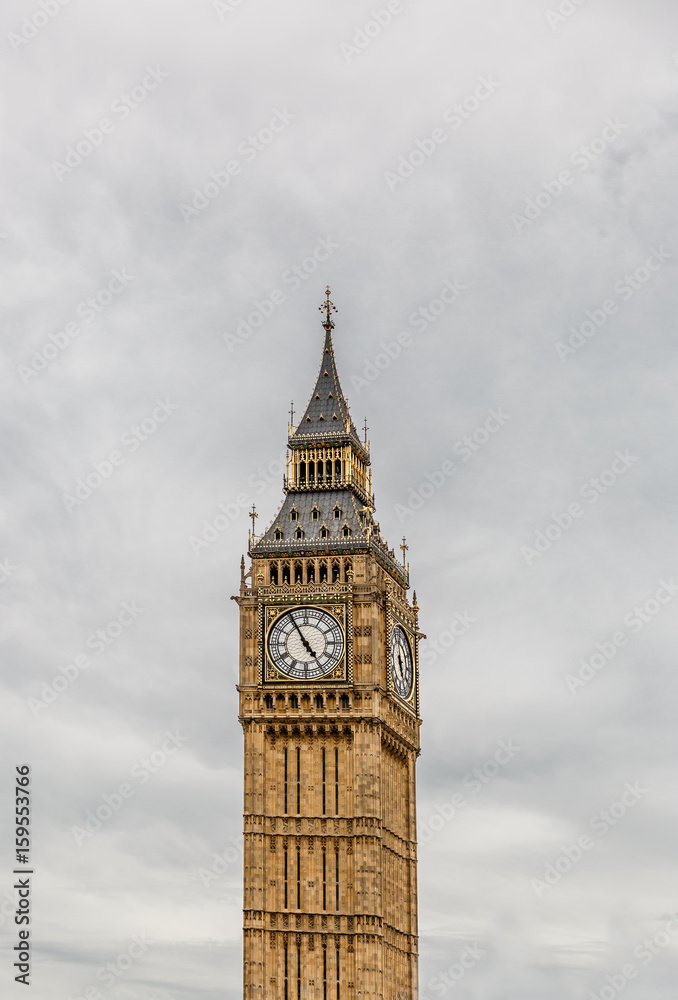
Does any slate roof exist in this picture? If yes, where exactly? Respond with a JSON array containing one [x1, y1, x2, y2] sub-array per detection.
[[253, 490, 362, 547], [250, 489, 408, 586], [291, 328, 366, 457]]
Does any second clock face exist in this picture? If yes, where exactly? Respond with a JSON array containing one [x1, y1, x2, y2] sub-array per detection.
[[391, 624, 414, 699], [268, 607, 344, 680]]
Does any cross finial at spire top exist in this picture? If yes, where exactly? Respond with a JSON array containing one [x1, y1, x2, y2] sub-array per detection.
[[318, 285, 337, 331]]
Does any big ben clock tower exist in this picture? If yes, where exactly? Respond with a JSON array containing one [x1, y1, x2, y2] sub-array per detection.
[[233, 289, 421, 1000]]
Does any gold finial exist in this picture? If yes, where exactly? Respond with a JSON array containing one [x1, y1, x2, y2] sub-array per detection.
[[249, 504, 258, 541], [318, 285, 337, 331]]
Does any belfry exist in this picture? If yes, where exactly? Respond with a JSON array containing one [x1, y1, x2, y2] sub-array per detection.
[[234, 289, 422, 1000]]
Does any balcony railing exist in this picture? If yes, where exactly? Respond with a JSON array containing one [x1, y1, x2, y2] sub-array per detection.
[[283, 474, 374, 506], [249, 532, 408, 587]]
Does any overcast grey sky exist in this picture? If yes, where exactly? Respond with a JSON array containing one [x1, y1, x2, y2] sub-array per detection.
[[1, 0, 678, 997]]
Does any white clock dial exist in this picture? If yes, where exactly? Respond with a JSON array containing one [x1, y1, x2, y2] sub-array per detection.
[[268, 607, 344, 680], [391, 624, 413, 699]]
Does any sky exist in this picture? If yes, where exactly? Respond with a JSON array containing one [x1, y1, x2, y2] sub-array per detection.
[[1, 0, 678, 997]]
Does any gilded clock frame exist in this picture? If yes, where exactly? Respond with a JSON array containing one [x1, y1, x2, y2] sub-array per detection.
[[386, 605, 418, 714], [258, 598, 353, 685]]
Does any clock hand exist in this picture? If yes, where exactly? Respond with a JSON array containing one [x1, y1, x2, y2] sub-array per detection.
[[292, 617, 317, 658]]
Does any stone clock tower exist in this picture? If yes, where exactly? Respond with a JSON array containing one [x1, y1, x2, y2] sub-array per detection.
[[233, 289, 421, 1000]]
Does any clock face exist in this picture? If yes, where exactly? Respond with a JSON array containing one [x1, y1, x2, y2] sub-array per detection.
[[268, 607, 344, 680], [391, 624, 413, 699]]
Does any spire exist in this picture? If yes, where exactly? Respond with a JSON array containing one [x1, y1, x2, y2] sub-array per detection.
[[249, 288, 409, 589], [291, 287, 365, 456]]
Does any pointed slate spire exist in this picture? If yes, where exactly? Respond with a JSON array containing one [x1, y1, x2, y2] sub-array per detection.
[[291, 287, 365, 454], [249, 288, 408, 588]]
